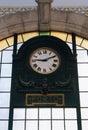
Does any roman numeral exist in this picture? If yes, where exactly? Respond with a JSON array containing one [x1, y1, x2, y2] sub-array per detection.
[[52, 64, 57, 67], [54, 59, 58, 62], [43, 68, 46, 72], [43, 50, 47, 54], [33, 55, 37, 58], [32, 59, 36, 62], [38, 51, 42, 55], [33, 64, 37, 68], [49, 68, 52, 71], [37, 67, 41, 71], [49, 51, 52, 55]]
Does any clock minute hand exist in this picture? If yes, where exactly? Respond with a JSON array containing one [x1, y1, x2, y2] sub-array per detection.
[[32, 55, 56, 62], [46, 55, 56, 60]]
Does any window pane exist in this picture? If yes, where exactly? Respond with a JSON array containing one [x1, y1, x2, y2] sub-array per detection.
[[0, 93, 10, 107], [65, 120, 78, 130], [79, 78, 88, 91], [52, 121, 64, 130], [0, 78, 11, 91], [17, 43, 23, 50], [77, 50, 88, 62], [13, 108, 25, 119], [80, 93, 88, 107], [39, 108, 51, 119], [78, 64, 88, 76], [26, 108, 38, 119], [65, 108, 77, 119], [13, 121, 24, 130], [1, 64, 12, 77], [81, 108, 88, 119], [82, 120, 88, 130], [52, 108, 64, 119], [6, 46, 13, 50], [0, 51, 1, 61], [2, 51, 12, 63], [26, 121, 38, 130], [0, 109, 9, 119], [39, 121, 51, 130], [0, 121, 8, 130]]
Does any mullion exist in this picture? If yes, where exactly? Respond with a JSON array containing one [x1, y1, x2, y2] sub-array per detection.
[[24, 108, 26, 130], [0, 51, 3, 77], [38, 108, 39, 130], [63, 108, 65, 130], [51, 108, 52, 130]]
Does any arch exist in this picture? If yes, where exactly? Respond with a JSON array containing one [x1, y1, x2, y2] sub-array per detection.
[[0, 8, 88, 50], [0, 9, 88, 40]]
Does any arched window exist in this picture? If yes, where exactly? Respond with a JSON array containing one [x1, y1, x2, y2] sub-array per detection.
[[0, 31, 88, 130]]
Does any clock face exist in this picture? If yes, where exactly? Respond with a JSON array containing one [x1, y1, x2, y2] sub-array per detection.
[[29, 47, 61, 74]]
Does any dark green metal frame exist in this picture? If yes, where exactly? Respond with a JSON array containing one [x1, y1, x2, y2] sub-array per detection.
[[8, 34, 82, 130]]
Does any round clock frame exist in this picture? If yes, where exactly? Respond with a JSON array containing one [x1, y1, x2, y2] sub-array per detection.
[[29, 47, 61, 75]]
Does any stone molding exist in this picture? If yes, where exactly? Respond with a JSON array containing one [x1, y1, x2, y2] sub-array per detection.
[[0, 8, 88, 40]]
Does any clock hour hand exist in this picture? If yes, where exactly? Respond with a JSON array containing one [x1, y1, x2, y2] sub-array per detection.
[[32, 59, 47, 62]]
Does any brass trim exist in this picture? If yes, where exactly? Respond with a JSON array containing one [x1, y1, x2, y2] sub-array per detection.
[[26, 93, 64, 107]]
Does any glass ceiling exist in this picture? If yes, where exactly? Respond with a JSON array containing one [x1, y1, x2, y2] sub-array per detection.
[[0, 31, 88, 51]]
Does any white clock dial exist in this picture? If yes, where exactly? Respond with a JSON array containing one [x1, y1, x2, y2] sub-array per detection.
[[29, 47, 60, 74]]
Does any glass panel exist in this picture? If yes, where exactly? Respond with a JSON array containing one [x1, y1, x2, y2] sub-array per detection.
[[78, 64, 88, 76], [39, 121, 51, 130], [0, 51, 1, 61], [52, 108, 64, 119], [0, 121, 8, 130], [77, 50, 88, 62], [26, 121, 38, 130], [40, 32, 50, 35], [80, 93, 88, 107], [51, 31, 67, 41], [2, 51, 13, 63], [17, 43, 23, 50], [52, 121, 64, 130], [1, 64, 12, 77], [6, 36, 14, 46], [79, 78, 88, 91], [0, 40, 8, 51], [65, 108, 77, 119], [65, 120, 78, 130], [13, 108, 25, 119], [6, 45, 13, 50], [82, 120, 88, 130], [66, 34, 72, 43], [26, 108, 38, 119], [17, 34, 23, 43], [39, 108, 51, 119], [22, 32, 38, 42], [0, 108, 9, 119], [0, 93, 10, 107], [13, 121, 24, 130], [81, 39, 88, 49], [0, 78, 11, 91], [66, 42, 72, 49], [76, 36, 83, 46], [76, 46, 83, 49], [81, 108, 88, 119]]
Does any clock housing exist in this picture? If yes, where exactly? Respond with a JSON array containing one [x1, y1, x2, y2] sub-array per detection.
[[15, 35, 75, 93]]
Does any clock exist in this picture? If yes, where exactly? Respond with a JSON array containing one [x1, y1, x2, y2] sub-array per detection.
[[29, 47, 61, 74]]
